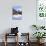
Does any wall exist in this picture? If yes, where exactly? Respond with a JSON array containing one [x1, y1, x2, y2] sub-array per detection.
[[0, 0, 36, 42]]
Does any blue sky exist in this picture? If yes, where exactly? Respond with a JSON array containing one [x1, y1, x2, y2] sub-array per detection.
[[13, 5, 22, 11]]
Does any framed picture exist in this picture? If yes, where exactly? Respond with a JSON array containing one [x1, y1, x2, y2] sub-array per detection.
[[12, 5, 22, 20], [37, 0, 46, 20]]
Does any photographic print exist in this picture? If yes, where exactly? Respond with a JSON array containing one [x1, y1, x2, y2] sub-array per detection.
[[12, 5, 22, 20]]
